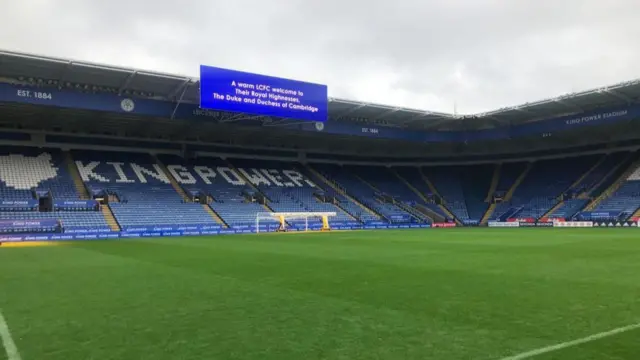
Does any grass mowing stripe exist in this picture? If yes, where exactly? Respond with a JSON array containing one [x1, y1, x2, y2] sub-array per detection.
[[498, 322, 640, 360], [0, 309, 21, 360]]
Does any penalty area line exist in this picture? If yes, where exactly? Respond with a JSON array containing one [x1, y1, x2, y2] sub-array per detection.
[[0, 309, 21, 360], [498, 322, 640, 360]]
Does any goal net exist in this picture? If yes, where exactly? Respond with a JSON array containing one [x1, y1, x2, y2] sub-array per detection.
[[255, 212, 336, 233]]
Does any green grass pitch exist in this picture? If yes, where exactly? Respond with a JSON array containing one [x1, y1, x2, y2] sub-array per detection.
[[1, 229, 640, 360]]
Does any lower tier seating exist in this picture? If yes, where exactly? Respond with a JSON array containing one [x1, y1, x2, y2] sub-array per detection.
[[0, 211, 110, 232]]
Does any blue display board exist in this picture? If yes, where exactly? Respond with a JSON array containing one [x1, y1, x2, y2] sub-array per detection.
[[199, 65, 328, 122]]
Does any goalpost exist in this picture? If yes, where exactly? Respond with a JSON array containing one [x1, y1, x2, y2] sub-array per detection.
[[255, 212, 336, 233]]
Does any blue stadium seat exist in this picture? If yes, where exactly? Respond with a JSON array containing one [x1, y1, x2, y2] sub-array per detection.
[[73, 151, 217, 230]]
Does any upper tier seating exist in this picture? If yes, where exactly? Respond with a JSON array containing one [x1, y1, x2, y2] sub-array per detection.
[[73, 151, 217, 230]]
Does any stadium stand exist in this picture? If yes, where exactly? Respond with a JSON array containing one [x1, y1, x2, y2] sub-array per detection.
[[0, 147, 77, 200], [228, 158, 359, 228], [0, 143, 639, 236], [72, 150, 220, 231], [490, 157, 596, 220], [0, 147, 111, 233], [310, 163, 419, 223], [303, 165, 382, 223], [158, 154, 275, 228], [586, 161, 640, 221]]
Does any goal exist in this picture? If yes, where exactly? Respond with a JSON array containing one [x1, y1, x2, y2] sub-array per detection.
[[255, 212, 336, 233]]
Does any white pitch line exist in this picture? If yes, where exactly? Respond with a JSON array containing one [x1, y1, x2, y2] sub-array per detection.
[[0, 309, 21, 360], [498, 322, 640, 360]]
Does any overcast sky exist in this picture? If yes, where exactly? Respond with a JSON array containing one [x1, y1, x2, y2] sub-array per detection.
[[2, 0, 640, 114]]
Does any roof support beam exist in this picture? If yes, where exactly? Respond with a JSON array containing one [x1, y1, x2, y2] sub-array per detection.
[[170, 81, 189, 120], [421, 118, 451, 129], [511, 107, 534, 114], [168, 78, 192, 99], [401, 111, 436, 125], [603, 89, 634, 104], [222, 116, 254, 123], [478, 114, 506, 128], [219, 113, 258, 123], [57, 61, 74, 83], [333, 103, 368, 119], [263, 119, 300, 127], [118, 71, 137, 95], [367, 107, 402, 121], [553, 98, 583, 112]]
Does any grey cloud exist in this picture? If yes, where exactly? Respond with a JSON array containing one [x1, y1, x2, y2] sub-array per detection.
[[2, 0, 640, 114]]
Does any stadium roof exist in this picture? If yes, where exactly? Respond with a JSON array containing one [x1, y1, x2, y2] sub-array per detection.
[[1, 49, 640, 130]]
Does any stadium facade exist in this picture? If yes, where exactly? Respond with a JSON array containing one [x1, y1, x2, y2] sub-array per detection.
[[0, 49, 639, 241]]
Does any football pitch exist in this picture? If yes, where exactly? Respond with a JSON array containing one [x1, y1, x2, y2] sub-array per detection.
[[1, 229, 639, 360]]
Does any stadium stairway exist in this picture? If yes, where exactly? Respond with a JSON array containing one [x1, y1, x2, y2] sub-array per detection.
[[538, 158, 604, 220], [584, 158, 640, 211], [309, 190, 359, 222], [155, 155, 227, 228], [569, 155, 606, 192], [539, 200, 565, 220], [304, 164, 380, 220], [225, 159, 276, 213], [480, 203, 496, 225], [101, 205, 121, 231], [631, 206, 640, 220], [154, 155, 190, 201], [418, 168, 462, 225], [203, 204, 229, 228], [504, 162, 533, 201], [485, 164, 501, 202], [392, 168, 426, 201], [579, 153, 634, 199], [66, 151, 90, 199], [414, 204, 445, 223], [351, 171, 381, 193]]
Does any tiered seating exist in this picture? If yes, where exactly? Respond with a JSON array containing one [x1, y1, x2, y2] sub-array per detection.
[[548, 199, 589, 220], [158, 155, 279, 228], [0, 211, 109, 232], [0, 147, 109, 232], [490, 162, 527, 219], [314, 164, 416, 223], [422, 166, 471, 223], [494, 157, 597, 220], [394, 167, 448, 219], [74, 151, 217, 230], [573, 152, 628, 196], [0, 147, 78, 200], [303, 168, 379, 222], [590, 165, 640, 219], [460, 165, 493, 223], [230, 159, 356, 227]]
